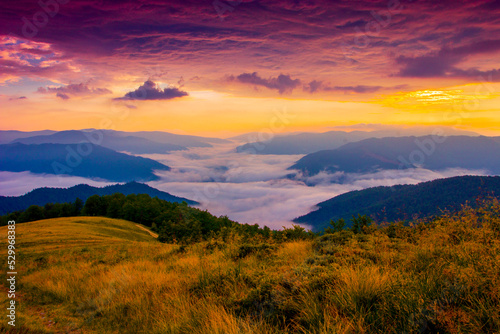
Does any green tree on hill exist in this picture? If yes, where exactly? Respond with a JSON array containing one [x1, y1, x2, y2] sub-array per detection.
[[82, 195, 106, 216], [19, 205, 45, 222], [350, 214, 373, 234]]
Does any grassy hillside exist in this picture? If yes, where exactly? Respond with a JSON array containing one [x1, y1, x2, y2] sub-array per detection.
[[1, 206, 500, 333], [13, 217, 156, 251]]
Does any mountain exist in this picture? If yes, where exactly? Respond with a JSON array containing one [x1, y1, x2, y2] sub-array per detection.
[[127, 130, 229, 146], [236, 128, 479, 155], [0, 182, 197, 215], [0, 143, 170, 182], [12, 130, 186, 154], [289, 136, 500, 176], [0, 130, 57, 144], [10, 129, 231, 154], [228, 132, 269, 142], [294, 175, 500, 231]]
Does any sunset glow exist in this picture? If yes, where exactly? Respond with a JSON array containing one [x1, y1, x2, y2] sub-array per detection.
[[0, 0, 499, 135]]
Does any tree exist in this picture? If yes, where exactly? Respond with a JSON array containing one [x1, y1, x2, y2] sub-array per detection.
[[73, 198, 84, 215], [19, 205, 45, 223], [350, 214, 373, 234], [106, 193, 125, 218], [82, 195, 106, 216], [157, 222, 172, 243], [329, 218, 345, 233]]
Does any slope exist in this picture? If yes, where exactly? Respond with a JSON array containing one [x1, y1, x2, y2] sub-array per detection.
[[289, 136, 500, 176], [0, 143, 170, 182]]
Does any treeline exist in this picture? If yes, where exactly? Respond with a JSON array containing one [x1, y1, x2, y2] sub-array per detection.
[[0, 193, 316, 243], [1, 199, 84, 225]]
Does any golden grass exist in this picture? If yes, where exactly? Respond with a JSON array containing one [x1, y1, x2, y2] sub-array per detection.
[[0, 207, 499, 333]]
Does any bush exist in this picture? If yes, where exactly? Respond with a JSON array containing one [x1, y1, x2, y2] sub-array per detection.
[[232, 243, 277, 260]]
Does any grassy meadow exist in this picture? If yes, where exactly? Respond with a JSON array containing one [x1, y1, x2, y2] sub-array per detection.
[[1, 203, 500, 333]]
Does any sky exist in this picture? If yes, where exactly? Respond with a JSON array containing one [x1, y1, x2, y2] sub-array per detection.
[[1, 0, 500, 135]]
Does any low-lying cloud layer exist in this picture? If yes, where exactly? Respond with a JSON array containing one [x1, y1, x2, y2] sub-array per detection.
[[0, 171, 113, 196], [145, 143, 489, 229]]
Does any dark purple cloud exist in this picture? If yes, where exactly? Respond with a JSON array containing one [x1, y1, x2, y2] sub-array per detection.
[[304, 80, 323, 93], [1, 0, 500, 94], [115, 80, 188, 101], [230, 72, 301, 94], [396, 39, 500, 79], [56, 92, 69, 100]]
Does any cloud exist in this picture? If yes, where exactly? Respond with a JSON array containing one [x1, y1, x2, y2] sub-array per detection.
[[290, 168, 490, 187], [115, 80, 188, 100], [396, 39, 500, 79], [231, 74, 382, 96], [230, 72, 301, 94], [8, 96, 26, 100], [325, 85, 383, 93], [0, 36, 80, 83], [304, 80, 382, 94], [304, 80, 323, 93], [37, 82, 112, 99], [56, 92, 69, 100], [2, 1, 500, 99], [0, 171, 113, 196]]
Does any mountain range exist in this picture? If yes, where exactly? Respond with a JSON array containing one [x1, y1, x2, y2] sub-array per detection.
[[289, 136, 500, 176], [0, 181, 197, 215], [294, 175, 500, 231], [6, 129, 230, 154], [0, 130, 57, 145], [12, 130, 186, 154], [236, 128, 479, 155]]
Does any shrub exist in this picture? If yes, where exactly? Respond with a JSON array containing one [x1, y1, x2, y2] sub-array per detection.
[[232, 243, 277, 260]]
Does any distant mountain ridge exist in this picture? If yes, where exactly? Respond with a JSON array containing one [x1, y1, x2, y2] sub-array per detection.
[[125, 130, 229, 145], [0, 130, 57, 145], [0, 143, 170, 182], [3, 129, 230, 154], [294, 175, 500, 231], [12, 130, 186, 154], [0, 182, 197, 215], [289, 136, 500, 176], [236, 128, 480, 155]]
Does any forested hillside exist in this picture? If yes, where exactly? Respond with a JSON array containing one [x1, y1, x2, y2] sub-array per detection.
[[295, 175, 500, 231], [0, 182, 196, 215]]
